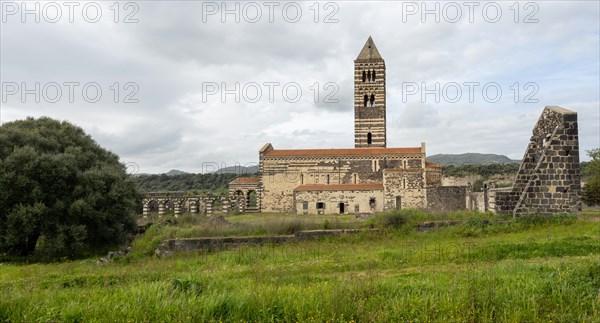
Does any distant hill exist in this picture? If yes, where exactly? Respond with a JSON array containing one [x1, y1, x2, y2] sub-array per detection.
[[215, 165, 259, 175], [165, 169, 189, 176], [427, 153, 520, 166]]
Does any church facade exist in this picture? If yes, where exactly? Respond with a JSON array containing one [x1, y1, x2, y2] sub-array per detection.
[[229, 37, 448, 215]]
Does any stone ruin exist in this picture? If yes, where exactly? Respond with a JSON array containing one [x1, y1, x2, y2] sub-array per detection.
[[489, 106, 582, 216], [142, 191, 229, 217]]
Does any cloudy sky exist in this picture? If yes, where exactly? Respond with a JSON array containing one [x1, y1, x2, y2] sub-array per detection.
[[1, 1, 599, 173]]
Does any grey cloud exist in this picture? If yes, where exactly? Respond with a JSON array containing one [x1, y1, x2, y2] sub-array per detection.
[[2, 1, 598, 172]]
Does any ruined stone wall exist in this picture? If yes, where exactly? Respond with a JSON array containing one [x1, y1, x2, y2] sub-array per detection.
[[228, 181, 261, 212], [260, 154, 423, 213], [494, 106, 581, 216], [426, 186, 467, 211], [293, 189, 384, 215], [382, 169, 426, 210], [426, 168, 442, 186]]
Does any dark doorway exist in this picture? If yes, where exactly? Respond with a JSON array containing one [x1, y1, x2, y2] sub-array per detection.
[[339, 202, 345, 214], [395, 196, 402, 210]]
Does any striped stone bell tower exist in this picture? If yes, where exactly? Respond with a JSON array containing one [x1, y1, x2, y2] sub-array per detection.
[[354, 36, 386, 148]]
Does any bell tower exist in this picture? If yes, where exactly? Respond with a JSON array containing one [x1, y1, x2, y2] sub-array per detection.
[[354, 36, 386, 148]]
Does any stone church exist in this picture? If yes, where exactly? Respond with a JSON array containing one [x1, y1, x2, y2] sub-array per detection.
[[229, 37, 450, 215]]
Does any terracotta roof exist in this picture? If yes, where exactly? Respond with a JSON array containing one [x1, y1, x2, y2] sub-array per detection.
[[264, 147, 421, 157], [229, 177, 260, 184], [426, 162, 443, 169], [294, 184, 384, 191]]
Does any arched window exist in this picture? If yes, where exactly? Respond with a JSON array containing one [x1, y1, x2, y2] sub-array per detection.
[[372, 70, 376, 82], [326, 174, 330, 185], [367, 70, 371, 82], [363, 94, 368, 107], [370, 94, 375, 106], [362, 70, 366, 82], [353, 173, 357, 184], [300, 174, 304, 185], [403, 178, 406, 189], [367, 132, 372, 145]]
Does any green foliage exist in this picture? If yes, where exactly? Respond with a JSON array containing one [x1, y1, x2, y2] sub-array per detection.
[[0, 217, 598, 321], [472, 178, 484, 192], [132, 172, 243, 193], [427, 153, 517, 165], [171, 277, 205, 296], [582, 148, 600, 206], [442, 163, 520, 178], [0, 117, 141, 260]]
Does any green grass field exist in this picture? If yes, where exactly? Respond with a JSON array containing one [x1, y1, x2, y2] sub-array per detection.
[[1, 211, 599, 322]]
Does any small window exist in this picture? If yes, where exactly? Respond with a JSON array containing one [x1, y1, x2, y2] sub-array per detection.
[[326, 174, 330, 185], [303, 201, 308, 210], [370, 94, 375, 106], [367, 70, 371, 82], [367, 132, 372, 145], [316, 202, 325, 209], [362, 70, 366, 82], [300, 174, 304, 185], [363, 94, 368, 107], [369, 198, 376, 208], [372, 70, 376, 82]]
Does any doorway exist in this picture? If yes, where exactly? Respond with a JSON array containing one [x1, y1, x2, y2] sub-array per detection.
[[339, 202, 345, 214]]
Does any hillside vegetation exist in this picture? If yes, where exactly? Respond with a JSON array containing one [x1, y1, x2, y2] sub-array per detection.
[[427, 153, 519, 165], [132, 173, 241, 194]]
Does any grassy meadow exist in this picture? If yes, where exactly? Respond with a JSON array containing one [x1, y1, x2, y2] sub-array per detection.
[[1, 210, 599, 322]]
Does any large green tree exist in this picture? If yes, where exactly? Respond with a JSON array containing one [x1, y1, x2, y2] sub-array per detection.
[[0, 117, 141, 258], [582, 148, 600, 206]]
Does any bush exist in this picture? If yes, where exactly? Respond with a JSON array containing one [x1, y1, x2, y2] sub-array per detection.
[[0, 117, 142, 260]]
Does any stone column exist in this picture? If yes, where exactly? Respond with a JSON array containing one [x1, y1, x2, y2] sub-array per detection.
[[174, 200, 181, 218], [189, 199, 198, 214], [142, 200, 149, 217], [222, 200, 228, 214], [158, 199, 166, 216], [206, 199, 213, 217]]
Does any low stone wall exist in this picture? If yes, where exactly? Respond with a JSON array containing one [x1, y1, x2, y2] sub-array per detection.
[[426, 186, 468, 211], [156, 229, 377, 254]]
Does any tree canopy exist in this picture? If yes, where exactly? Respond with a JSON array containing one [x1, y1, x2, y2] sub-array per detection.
[[582, 148, 600, 206], [0, 117, 141, 259]]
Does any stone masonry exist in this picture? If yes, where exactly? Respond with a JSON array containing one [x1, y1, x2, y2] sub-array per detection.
[[493, 106, 582, 216]]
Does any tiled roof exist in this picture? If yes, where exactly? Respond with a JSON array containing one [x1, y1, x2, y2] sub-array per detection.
[[229, 177, 260, 184], [294, 184, 384, 191], [426, 162, 443, 169], [264, 147, 421, 157]]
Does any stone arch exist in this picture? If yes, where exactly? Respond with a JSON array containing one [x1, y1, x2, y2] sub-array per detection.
[[247, 190, 258, 209], [233, 190, 245, 213]]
